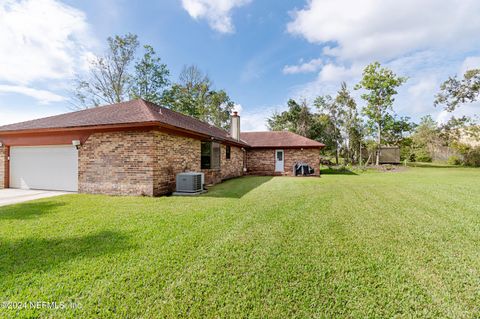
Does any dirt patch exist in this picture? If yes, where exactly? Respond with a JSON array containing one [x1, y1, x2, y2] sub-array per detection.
[[371, 164, 409, 173]]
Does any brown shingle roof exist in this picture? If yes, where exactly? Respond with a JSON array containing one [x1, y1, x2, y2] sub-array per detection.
[[241, 131, 325, 148], [0, 99, 247, 146]]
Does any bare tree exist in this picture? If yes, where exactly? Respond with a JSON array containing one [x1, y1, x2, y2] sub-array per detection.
[[72, 34, 140, 108]]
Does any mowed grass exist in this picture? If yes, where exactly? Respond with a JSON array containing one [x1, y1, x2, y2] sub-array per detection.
[[1, 167, 480, 318]]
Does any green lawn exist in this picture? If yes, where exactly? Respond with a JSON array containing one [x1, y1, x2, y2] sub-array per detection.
[[1, 167, 480, 318]]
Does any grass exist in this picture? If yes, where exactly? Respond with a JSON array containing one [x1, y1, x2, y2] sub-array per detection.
[[1, 166, 480, 318]]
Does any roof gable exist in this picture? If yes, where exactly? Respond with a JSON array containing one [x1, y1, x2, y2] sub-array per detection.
[[0, 99, 246, 146], [0, 100, 325, 148], [240, 131, 325, 148], [0, 100, 156, 131]]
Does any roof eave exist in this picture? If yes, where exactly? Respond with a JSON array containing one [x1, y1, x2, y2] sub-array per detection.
[[0, 121, 250, 148], [0, 121, 160, 135], [157, 122, 249, 147], [246, 145, 325, 149]]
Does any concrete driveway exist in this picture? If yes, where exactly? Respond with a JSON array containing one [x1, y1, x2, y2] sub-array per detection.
[[0, 189, 72, 207]]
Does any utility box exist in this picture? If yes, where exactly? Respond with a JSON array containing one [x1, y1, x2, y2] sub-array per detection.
[[176, 172, 203, 193]]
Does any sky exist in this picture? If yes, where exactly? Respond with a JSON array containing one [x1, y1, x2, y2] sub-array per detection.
[[0, 0, 479, 131]]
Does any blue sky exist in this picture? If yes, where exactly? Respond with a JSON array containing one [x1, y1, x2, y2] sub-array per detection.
[[0, 0, 479, 131]]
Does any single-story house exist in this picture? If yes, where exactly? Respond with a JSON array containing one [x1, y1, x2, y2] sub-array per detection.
[[241, 131, 323, 176], [0, 99, 324, 196]]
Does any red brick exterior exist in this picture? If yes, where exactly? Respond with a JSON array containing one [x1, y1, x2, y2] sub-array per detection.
[[246, 148, 320, 176], [202, 144, 245, 185], [0, 146, 5, 189], [153, 131, 201, 195], [222, 144, 245, 180], [2, 129, 318, 196], [79, 130, 157, 196], [78, 129, 245, 196], [201, 169, 222, 185]]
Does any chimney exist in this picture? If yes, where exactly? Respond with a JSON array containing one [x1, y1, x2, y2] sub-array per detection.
[[230, 111, 240, 141]]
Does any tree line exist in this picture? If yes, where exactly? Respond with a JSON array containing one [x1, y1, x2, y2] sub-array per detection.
[[267, 63, 480, 166], [73, 34, 480, 166], [72, 33, 235, 130]]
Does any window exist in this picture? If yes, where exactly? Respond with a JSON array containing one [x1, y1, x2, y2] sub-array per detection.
[[201, 141, 221, 169], [226, 145, 231, 160], [201, 142, 211, 169]]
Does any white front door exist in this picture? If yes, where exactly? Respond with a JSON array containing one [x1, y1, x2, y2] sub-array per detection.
[[275, 149, 284, 172], [10, 145, 78, 192]]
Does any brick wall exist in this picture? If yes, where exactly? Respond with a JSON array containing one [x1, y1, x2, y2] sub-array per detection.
[[202, 145, 244, 185], [79, 130, 156, 196], [284, 148, 320, 176], [78, 129, 243, 196], [201, 169, 222, 185], [0, 146, 5, 189], [221, 145, 244, 180], [153, 131, 200, 195], [246, 149, 275, 175], [246, 148, 320, 176]]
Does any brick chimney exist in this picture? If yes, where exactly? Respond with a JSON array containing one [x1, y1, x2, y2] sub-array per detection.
[[230, 111, 240, 141]]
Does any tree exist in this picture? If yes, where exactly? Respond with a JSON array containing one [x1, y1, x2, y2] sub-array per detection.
[[334, 82, 363, 163], [382, 114, 416, 145], [161, 65, 234, 130], [315, 95, 344, 164], [267, 99, 338, 154], [72, 34, 170, 108], [355, 62, 407, 165], [267, 111, 290, 131], [439, 116, 473, 145], [267, 99, 314, 137], [129, 45, 170, 104], [411, 115, 439, 162], [310, 113, 341, 156], [205, 89, 235, 129], [435, 69, 480, 150], [435, 69, 480, 112], [72, 34, 139, 108], [284, 99, 313, 137]]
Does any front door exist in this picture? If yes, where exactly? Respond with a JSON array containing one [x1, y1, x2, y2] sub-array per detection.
[[275, 149, 284, 172]]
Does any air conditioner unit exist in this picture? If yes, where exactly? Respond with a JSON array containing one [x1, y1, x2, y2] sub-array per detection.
[[176, 172, 203, 193]]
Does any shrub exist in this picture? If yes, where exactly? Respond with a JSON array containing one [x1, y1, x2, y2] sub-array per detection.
[[463, 147, 480, 167], [451, 143, 480, 167], [414, 148, 432, 162], [399, 138, 414, 161], [447, 155, 462, 165], [408, 153, 417, 162]]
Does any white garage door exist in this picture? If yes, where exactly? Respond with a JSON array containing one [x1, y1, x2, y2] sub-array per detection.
[[10, 146, 78, 192]]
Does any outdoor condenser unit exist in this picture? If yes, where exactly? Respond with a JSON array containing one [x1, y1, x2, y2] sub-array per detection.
[[176, 172, 203, 193]]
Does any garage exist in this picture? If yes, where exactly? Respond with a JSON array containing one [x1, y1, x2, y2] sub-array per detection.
[[9, 146, 78, 192]]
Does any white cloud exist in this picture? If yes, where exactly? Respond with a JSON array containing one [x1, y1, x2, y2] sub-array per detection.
[[0, 107, 61, 126], [318, 63, 362, 83], [181, 0, 251, 33], [285, 0, 480, 123], [0, 0, 94, 85], [286, 62, 363, 103], [460, 56, 480, 76], [241, 113, 267, 131], [239, 105, 283, 132], [435, 102, 480, 125], [233, 103, 243, 113], [405, 77, 438, 113], [0, 85, 65, 104], [287, 0, 480, 62], [283, 58, 322, 74]]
